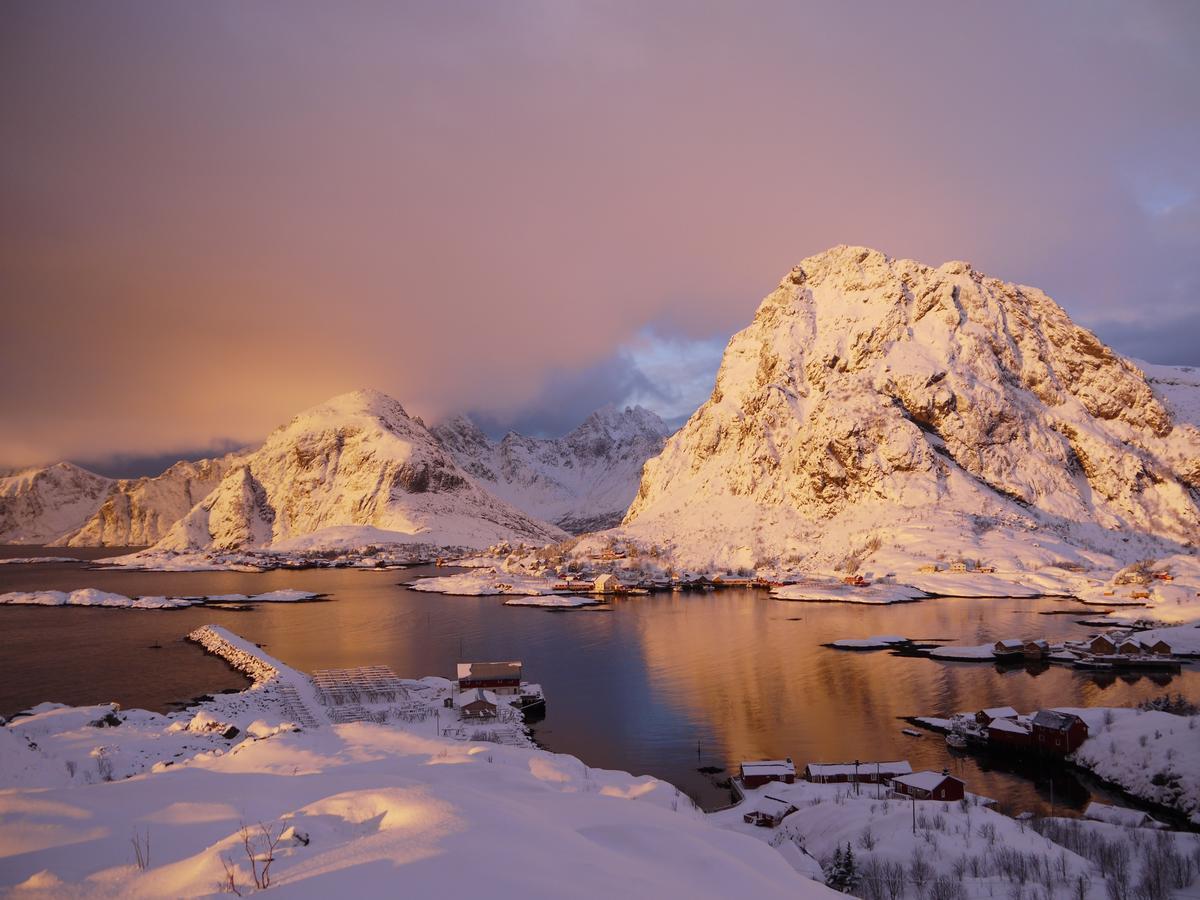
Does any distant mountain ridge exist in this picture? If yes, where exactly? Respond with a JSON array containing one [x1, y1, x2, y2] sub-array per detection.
[[432, 404, 671, 533], [152, 389, 566, 552], [620, 245, 1200, 570]]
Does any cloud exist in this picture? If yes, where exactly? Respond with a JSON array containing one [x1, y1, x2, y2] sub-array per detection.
[[2, 1, 1198, 466], [464, 328, 725, 437]]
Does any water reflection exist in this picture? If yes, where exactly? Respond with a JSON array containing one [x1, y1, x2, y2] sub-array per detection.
[[1, 555, 1196, 815]]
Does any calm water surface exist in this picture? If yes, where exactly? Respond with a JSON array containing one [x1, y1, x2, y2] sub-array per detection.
[[3, 546, 1198, 814]]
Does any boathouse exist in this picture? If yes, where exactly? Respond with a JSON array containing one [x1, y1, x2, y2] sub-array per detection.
[[1031, 710, 1088, 754], [993, 639, 1025, 657], [1139, 638, 1172, 656], [804, 761, 912, 784], [986, 718, 1032, 749], [454, 688, 498, 720], [1023, 639, 1050, 660], [1117, 639, 1143, 656], [1088, 634, 1118, 655], [742, 796, 797, 828], [739, 759, 796, 789], [593, 573, 622, 593], [457, 661, 522, 696], [975, 706, 1019, 726], [890, 771, 965, 802]]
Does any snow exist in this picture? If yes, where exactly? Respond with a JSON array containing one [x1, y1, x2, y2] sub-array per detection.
[[1137, 360, 1200, 428], [1060, 706, 1200, 825], [1083, 802, 1163, 829], [929, 643, 999, 660], [0, 626, 838, 898], [712, 777, 1200, 898], [503, 594, 598, 608], [410, 569, 556, 596], [829, 635, 908, 649], [772, 582, 927, 605], [741, 760, 796, 778], [892, 771, 960, 792], [0, 588, 320, 609]]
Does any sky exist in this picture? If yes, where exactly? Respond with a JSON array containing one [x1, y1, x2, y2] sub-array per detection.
[[2, 1, 1198, 474]]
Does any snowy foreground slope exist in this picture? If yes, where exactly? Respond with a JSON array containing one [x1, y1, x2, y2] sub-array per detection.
[[433, 405, 670, 533], [620, 246, 1200, 571], [0, 628, 832, 899], [134, 390, 566, 556]]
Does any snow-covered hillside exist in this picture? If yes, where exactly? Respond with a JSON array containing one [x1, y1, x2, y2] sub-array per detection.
[[1138, 361, 1200, 429], [0, 462, 113, 544], [433, 405, 670, 533], [150, 390, 566, 553], [52, 454, 244, 547], [621, 246, 1200, 571]]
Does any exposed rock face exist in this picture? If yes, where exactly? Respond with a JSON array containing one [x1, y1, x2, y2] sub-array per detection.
[[54, 456, 242, 547], [623, 246, 1200, 568], [0, 463, 114, 544], [155, 389, 566, 551], [433, 405, 671, 533]]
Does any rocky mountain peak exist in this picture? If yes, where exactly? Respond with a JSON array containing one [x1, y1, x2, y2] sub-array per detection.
[[622, 247, 1200, 568]]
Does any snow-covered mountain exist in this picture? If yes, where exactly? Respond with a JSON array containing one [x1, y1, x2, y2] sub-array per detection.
[[51, 455, 244, 547], [621, 246, 1200, 570], [153, 389, 567, 552], [432, 405, 671, 533], [0, 463, 114, 545]]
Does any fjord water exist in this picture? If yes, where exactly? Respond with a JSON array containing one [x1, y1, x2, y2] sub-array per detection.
[[3, 550, 1196, 815]]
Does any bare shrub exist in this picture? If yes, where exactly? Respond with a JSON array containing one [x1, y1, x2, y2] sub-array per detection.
[[219, 854, 242, 896], [241, 822, 283, 890], [131, 827, 151, 871], [909, 848, 932, 892]]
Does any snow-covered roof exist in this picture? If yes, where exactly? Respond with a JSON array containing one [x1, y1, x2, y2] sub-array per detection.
[[1032, 710, 1082, 730], [987, 718, 1030, 735], [741, 759, 796, 777], [893, 771, 962, 792], [994, 639, 1024, 650], [1084, 802, 1157, 828], [806, 761, 911, 777], [979, 706, 1019, 719], [454, 688, 499, 708], [753, 797, 796, 818], [456, 661, 522, 681]]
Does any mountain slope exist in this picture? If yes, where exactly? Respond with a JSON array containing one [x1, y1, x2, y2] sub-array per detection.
[[433, 405, 670, 533], [154, 390, 567, 552], [0, 463, 114, 544], [52, 455, 244, 547], [621, 246, 1200, 570]]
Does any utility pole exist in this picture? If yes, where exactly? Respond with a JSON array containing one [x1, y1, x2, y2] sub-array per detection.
[[854, 759, 860, 796], [911, 795, 916, 834]]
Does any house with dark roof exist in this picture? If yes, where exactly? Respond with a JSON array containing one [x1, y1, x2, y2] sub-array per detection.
[[890, 771, 965, 802], [1031, 710, 1088, 754]]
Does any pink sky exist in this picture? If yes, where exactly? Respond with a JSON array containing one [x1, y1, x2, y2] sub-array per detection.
[[2, 1, 1198, 470]]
